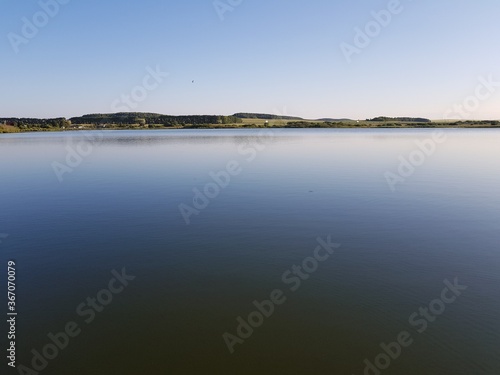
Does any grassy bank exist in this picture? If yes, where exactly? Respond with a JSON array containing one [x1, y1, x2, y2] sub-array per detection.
[[3, 119, 500, 133]]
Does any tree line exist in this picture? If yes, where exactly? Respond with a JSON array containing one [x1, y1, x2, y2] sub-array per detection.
[[0, 113, 243, 129], [0, 117, 70, 129], [233, 113, 303, 120], [69, 113, 242, 126], [367, 117, 431, 123]]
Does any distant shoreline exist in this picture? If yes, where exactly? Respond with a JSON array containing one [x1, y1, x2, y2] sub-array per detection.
[[1, 112, 499, 133], [2, 123, 500, 135]]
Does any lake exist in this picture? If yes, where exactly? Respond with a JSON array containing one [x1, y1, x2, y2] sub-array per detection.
[[1, 129, 499, 374]]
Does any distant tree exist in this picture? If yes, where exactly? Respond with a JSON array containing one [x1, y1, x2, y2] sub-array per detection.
[[367, 116, 431, 123]]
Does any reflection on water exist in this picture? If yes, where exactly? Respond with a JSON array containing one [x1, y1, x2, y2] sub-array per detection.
[[0, 129, 499, 374]]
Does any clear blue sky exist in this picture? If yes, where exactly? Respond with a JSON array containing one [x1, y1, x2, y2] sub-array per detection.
[[1, 0, 499, 119]]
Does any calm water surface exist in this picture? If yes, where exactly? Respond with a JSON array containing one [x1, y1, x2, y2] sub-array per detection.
[[1, 129, 499, 374]]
